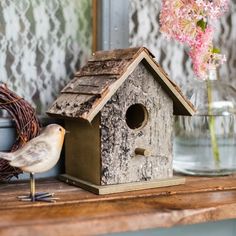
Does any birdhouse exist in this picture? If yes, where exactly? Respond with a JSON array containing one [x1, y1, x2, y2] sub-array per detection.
[[47, 47, 195, 194]]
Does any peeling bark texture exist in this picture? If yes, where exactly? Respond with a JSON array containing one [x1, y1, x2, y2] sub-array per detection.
[[76, 60, 131, 76], [76, 95, 101, 117], [100, 62, 173, 185], [62, 76, 116, 95]]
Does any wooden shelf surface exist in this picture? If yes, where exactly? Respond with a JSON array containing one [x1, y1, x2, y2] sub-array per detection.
[[1, 175, 236, 235]]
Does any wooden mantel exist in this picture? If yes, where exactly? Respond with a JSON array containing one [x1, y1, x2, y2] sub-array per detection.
[[1, 175, 236, 236]]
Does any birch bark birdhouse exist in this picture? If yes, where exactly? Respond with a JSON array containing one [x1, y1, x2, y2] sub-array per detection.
[[47, 47, 195, 194]]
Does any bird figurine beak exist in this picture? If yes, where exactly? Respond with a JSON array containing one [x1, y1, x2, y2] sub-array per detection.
[[65, 130, 70, 134]]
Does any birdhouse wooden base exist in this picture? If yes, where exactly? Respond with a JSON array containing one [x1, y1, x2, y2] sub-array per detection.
[[59, 174, 185, 195]]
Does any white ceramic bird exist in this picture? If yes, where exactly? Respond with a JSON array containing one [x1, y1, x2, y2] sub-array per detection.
[[0, 124, 66, 202]]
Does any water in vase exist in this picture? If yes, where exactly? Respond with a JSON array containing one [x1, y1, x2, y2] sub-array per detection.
[[174, 114, 236, 175]]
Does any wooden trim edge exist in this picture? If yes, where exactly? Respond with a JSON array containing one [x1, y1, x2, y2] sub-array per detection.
[[92, 0, 97, 53]]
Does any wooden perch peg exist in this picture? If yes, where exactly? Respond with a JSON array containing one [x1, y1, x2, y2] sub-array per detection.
[[135, 148, 150, 156]]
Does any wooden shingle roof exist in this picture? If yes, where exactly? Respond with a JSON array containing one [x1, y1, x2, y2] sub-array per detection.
[[47, 47, 195, 122]]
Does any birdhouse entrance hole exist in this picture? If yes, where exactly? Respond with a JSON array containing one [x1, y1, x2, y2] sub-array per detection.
[[125, 103, 148, 130]]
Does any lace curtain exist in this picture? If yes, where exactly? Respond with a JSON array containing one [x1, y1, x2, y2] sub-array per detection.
[[0, 0, 92, 114], [129, 0, 236, 92]]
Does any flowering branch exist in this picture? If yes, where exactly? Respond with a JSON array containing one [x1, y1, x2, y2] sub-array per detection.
[[160, 1, 230, 168]]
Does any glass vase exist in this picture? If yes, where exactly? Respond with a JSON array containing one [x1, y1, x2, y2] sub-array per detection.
[[174, 69, 236, 175]]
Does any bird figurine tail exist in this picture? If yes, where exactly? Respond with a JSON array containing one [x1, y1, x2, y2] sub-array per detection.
[[0, 152, 13, 161]]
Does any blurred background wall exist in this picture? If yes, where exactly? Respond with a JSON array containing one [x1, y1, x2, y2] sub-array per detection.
[[0, 0, 92, 114]]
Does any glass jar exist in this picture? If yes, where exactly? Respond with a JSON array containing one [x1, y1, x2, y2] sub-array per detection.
[[174, 69, 236, 175]]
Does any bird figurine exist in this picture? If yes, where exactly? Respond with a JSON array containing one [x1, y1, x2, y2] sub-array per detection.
[[0, 124, 66, 202]]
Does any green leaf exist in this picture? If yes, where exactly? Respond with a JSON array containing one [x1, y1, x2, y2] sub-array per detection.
[[212, 47, 221, 54], [197, 19, 207, 31]]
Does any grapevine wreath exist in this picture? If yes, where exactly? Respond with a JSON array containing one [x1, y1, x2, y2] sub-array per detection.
[[0, 83, 41, 181]]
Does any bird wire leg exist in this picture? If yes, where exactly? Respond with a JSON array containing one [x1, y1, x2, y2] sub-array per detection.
[[30, 172, 36, 202], [17, 173, 59, 202]]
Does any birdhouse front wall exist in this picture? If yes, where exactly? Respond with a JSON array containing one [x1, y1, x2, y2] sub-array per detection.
[[100, 61, 173, 185]]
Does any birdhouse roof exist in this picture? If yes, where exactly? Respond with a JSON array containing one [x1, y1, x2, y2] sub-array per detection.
[[47, 47, 195, 122]]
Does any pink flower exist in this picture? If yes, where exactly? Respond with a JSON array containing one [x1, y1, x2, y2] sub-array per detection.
[[160, 0, 229, 79]]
